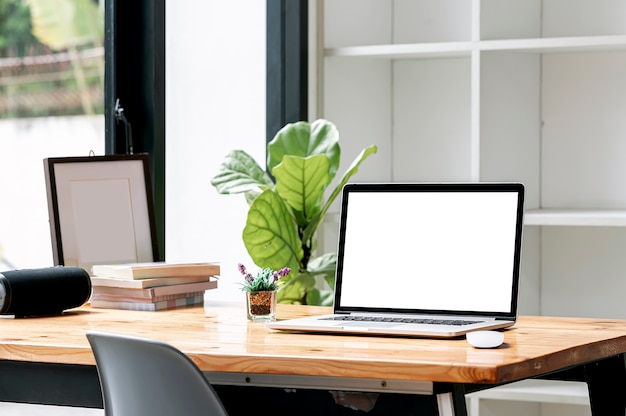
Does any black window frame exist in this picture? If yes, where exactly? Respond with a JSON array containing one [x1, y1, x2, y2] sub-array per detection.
[[104, 0, 165, 260], [266, 0, 308, 142]]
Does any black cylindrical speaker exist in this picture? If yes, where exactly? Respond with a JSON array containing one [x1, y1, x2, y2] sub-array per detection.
[[0, 266, 92, 317]]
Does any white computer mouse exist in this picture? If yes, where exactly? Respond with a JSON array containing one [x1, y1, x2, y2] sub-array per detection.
[[466, 330, 504, 349]]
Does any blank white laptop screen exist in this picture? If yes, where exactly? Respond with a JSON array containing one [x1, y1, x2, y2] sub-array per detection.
[[336, 186, 520, 315], [266, 182, 524, 338]]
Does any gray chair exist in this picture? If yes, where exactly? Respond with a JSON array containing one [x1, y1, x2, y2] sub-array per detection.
[[86, 331, 228, 416]]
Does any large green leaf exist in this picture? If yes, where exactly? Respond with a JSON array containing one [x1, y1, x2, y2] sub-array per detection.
[[302, 144, 379, 243], [308, 252, 337, 273], [277, 271, 316, 304], [243, 189, 302, 272], [309, 252, 337, 288], [278, 254, 337, 305], [273, 154, 329, 225], [309, 289, 334, 306], [210, 150, 274, 195], [308, 253, 337, 305], [267, 119, 340, 180]]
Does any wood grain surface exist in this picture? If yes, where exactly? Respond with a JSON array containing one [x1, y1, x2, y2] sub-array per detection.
[[1, 302, 625, 385]]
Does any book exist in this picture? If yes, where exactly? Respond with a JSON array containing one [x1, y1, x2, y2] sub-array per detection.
[[91, 279, 218, 299], [91, 261, 220, 280], [90, 274, 213, 289], [90, 294, 205, 311], [90, 290, 207, 304]]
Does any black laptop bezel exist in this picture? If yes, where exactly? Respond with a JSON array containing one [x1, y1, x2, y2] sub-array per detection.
[[332, 182, 525, 320]]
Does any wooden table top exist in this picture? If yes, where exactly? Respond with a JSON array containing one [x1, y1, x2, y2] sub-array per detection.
[[1, 302, 626, 385]]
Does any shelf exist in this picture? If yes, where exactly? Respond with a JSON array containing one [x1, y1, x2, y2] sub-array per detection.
[[325, 35, 626, 60], [325, 42, 473, 59], [524, 209, 626, 227], [481, 35, 626, 53]]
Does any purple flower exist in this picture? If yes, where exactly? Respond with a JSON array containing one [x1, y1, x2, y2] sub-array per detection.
[[272, 267, 291, 281], [238, 263, 255, 284], [237, 263, 290, 292], [277, 267, 291, 277]]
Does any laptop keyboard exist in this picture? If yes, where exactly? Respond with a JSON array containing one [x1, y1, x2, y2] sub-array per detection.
[[321, 316, 484, 326]]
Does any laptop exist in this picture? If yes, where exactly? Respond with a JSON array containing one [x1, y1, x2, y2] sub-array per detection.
[[267, 182, 525, 338]]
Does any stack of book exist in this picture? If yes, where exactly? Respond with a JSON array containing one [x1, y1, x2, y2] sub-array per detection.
[[89, 262, 220, 311]]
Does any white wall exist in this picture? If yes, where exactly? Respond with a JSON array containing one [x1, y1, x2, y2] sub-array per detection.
[[165, 1, 266, 303]]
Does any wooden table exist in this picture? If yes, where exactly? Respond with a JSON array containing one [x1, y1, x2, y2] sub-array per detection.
[[1, 302, 626, 415]]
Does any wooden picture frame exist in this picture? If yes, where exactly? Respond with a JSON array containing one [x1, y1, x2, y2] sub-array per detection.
[[44, 154, 158, 274]]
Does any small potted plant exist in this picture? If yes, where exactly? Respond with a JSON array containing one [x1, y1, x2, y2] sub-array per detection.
[[238, 263, 291, 321]]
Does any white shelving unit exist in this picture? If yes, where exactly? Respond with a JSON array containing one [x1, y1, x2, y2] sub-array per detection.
[[313, 1, 626, 415]]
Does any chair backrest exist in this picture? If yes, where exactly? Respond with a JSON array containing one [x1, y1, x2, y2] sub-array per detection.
[[86, 331, 228, 416]]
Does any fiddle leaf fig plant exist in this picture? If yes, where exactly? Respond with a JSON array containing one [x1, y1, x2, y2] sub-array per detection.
[[211, 119, 377, 305]]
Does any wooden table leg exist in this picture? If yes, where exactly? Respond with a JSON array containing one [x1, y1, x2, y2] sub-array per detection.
[[584, 353, 626, 415]]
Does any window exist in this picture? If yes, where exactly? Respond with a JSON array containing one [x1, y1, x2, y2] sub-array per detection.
[[0, 0, 105, 269], [0, 1, 300, 308]]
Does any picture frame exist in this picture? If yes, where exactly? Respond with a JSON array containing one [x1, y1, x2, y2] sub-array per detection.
[[44, 154, 159, 274]]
